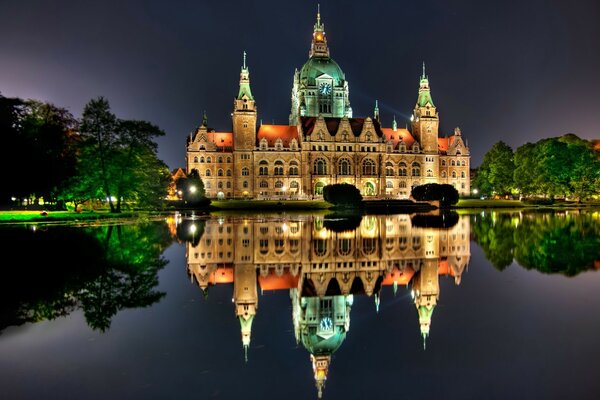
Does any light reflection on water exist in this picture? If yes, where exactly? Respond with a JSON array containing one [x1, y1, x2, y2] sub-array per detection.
[[1, 210, 600, 400]]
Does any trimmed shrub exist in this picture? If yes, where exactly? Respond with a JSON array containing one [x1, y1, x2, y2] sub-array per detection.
[[411, 183, 459, 206], [323, 183, 363, 207]]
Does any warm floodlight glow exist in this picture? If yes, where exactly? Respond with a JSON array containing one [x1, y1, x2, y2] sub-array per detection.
[[189, 224, 197, 234], [189, 185, 197, 193]]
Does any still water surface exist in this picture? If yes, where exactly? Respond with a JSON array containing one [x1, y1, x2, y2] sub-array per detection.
[[1, 210, 599, 400]]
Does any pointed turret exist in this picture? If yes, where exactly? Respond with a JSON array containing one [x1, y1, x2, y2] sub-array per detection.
[[239, 314, 254, 362], [374, 99, 380, 122], [392, 115, 397, 131], [411, 62, 439, 153], [233, 264, 258, 361], [310, 4, 330, 58], [232, 52, 257, 151], [311, 354, 331, 399]]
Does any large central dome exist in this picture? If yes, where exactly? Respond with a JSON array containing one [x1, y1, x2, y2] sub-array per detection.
[[299, 56, 345, 87]]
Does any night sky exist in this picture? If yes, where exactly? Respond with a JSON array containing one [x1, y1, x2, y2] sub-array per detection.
[[1, 0, 599, 170]]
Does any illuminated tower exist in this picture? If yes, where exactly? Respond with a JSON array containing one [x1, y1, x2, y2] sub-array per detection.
[[232, 52, 257, 197], [289, 6, 351, 124], [234, 263, 258, 361], [411, 63, 439, 153], [411, 259, 440, 349]]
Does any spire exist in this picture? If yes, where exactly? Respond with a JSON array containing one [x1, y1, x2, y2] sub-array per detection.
[[422, 61, 426, 79], [243, 50, 246, 69], [422, 332, 428, 350], [392, 115, 397, 131], [374, 292, 380, 313], [237, 52, 254, 101], [202, 110, 208, 127], [244, 344, 248, 363], [416, 63, 434, 107], [310, 5, 329, 57], [374, 99, 380, 122]]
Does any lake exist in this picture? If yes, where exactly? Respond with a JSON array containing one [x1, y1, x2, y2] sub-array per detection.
[[1, 209, 599, 400]]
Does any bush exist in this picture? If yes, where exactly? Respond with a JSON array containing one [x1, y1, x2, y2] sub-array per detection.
[[323, 183, 363, 207], [411, 183, 459, 206]]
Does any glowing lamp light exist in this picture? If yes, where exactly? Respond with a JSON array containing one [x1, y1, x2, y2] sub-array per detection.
[[189, 224, 197, 234], [189, 185, 197, 194]]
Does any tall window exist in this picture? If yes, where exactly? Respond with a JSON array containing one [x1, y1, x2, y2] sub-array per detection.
[[412, 162, 421, 177], [314, 158, 327, 175], [217, 169, 223, 177], [338, 158, 351, 175], [242, 167, 249, 176], [259, 160, 268, 176], [362, 159, 376, 175], [205, 169, 211, 177], [259, 180, 268, 188], [398, 162, 407, 176], [385, 162, 394, 176], [274, 160, 284, 175], [289, 160, 299, 175]]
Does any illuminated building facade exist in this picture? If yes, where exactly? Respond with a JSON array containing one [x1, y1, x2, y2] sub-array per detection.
[[184, 213, 471, 398], [186, 10, 471, 199]]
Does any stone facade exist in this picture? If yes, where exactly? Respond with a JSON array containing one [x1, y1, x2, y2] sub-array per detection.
[[186, 12, 471, 199]]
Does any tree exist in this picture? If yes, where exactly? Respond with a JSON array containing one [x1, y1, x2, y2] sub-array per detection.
[[513, 142, 538, 197], [178, 169, 209, 206], [474, 141, 515, 196], [411, 183, 459, 206], [322, 183, 363, 207], [77, 97, 170, 212]]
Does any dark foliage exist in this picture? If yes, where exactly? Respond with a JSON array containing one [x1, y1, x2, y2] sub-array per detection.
[[323, 183, 363, 206], [411, 183, 459, 206], [323, 213, 363, 232], [411, 211, 459, 229]]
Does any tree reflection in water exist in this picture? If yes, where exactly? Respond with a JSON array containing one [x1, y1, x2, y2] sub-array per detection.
[[0, 221, 173, 333], [470, 210, 600, 276]]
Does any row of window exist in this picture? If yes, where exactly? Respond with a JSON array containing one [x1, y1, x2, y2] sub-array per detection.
[[192, 156, 232, 163]]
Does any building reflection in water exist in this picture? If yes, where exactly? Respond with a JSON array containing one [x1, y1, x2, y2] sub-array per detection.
[[184, 213, 470, 398]]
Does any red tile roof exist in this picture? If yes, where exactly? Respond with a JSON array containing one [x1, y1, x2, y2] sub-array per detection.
[[381, 128, 415, 148], [437, 135, 456, 153], [207, 131, 233, 148], [257, 124, 299, 147], [258, 271, 300, 291]]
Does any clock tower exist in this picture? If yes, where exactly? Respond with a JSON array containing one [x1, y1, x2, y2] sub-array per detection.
[[233, 51, 257, 151]]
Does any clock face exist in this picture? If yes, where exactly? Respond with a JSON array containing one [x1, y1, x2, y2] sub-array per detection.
[[319, 82, 332, 95], [320, 317, 333, 331]]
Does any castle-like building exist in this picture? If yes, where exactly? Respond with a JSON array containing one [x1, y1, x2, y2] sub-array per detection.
[[183, 213, 471, 398], [186, 10, 470, 199]]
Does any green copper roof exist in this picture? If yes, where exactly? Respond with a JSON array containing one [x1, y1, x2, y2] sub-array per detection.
[[418, 304, 435, 320], [301, 327, 346, 355], [299, 57, 345, 86], [417, 80, 434, 107], [237, 71, 254, 101]]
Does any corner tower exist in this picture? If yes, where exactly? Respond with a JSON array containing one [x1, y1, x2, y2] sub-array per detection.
[[411, 63, 439, 153], [289, 7, 351, 125], [233, 51, 257, 151]]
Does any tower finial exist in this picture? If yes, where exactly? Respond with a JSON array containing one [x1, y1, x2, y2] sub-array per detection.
[[243, 51, 246, 69], [317, 3, 321, 26], [422, 61, 426, 78], [244, 344, 248, 363]]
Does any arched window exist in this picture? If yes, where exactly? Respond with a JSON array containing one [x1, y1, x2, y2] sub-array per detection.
[[426, 169, 433, 177], [362, 159, 376, 175], [412, 143, 419, 153], [217, 156, 223, 163], [259, 160, 268, 176], [290, 181, 299, 189], [200, 157, 205, 163], [461, 171, 466, 178], [274, 160, 284, 175], [226, 182, 231, 188], [242, 167, 249, 176], [338, 158, 351, 175], [260, 180, 268, 188], [290, 139, 298, 151], [452, 171, 457, 178], [288, 160, 299, 175], [275, 180, 284, 188], [399, 181, 407, 188], [441, 159, 446, 166], [227, 157, 232, 163], [260, 138, 268, 150], [365, 132, 372, 142], [412, 162, 421, 177], [205, 169, 211, 177], [226, 169, 232, 176], [314, 158, 327, 175], [442, 171, 447, 178], [206, 157, 212, 163], [341, 131, 349, 141], [314, 181, 325, 195], [399, 143, 406, 153], [385, 162, 394, 176], [398, 162, 408, 176], [218, 181, 223, 189], [386, 180, 393, 189], [193, 156, 198, 163], [217, 169, 223, 177], [451, 160, 456, 166], [243, 181, 249, 188], [461, 160, 466, 166]]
